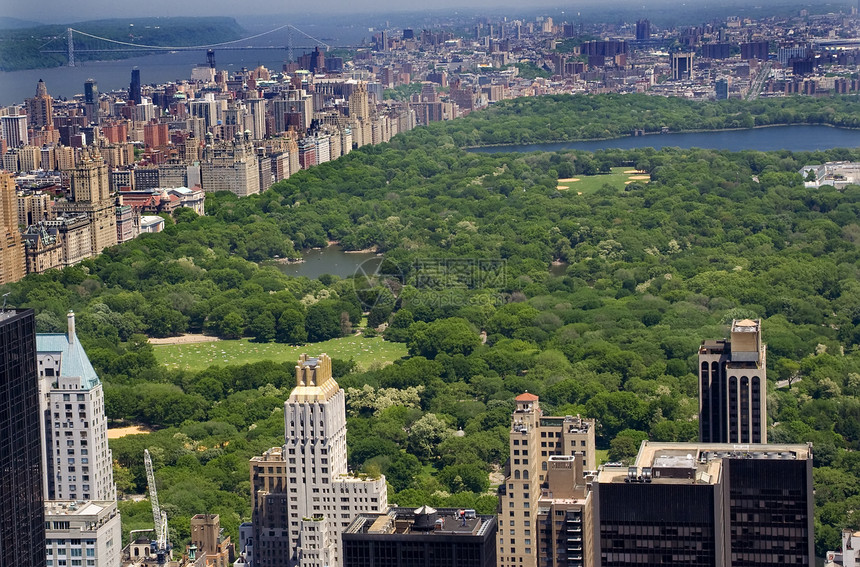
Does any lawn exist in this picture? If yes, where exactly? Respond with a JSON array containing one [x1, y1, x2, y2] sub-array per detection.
[[557, 167, 649, 194], [153, 336, 408, 373]]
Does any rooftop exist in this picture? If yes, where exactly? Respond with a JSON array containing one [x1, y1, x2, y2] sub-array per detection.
[[36, 313, 99, 390], [597, 441, 811, 485], [344, 507, 495, 538]]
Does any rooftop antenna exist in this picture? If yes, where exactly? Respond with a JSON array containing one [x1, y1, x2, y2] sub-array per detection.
[[1, 293, 9, 313]]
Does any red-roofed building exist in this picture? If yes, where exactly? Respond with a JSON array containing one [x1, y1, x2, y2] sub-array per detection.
[[515, 392, 539, 402]]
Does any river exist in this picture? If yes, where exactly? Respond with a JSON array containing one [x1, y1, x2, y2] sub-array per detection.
[[467, 125, 860, 154], [273, 245, 383, 280]]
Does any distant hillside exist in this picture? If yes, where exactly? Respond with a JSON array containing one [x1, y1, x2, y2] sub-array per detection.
[[0, 17, 42, 29], [0, 17, 244, 71]]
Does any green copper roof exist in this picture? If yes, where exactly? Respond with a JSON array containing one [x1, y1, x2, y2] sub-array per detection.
[[36, 333, 100, 391]]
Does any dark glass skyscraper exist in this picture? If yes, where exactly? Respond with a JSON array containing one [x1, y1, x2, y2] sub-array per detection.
[[129, 69, 141, 105], [0, 309, 46, 567], [84, 79, 99, 123]]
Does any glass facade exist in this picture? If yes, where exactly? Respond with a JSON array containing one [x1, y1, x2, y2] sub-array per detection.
[[0, 309, 46, 567]]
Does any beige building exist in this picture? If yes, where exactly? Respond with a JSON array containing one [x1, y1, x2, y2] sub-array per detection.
[[17, 190, 52, 227], [44, 500, 121, 567], [537, 456, 594, 567], [200, 140, 260, 197], [0, 172, 25, 284], [190, 514, 234, 567], [498, 394, 596, 567], [250, 354, 388, 567], [55, 150, 117, 254]]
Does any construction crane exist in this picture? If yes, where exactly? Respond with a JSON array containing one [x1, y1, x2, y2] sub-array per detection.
[[144, 449, 170, 563]]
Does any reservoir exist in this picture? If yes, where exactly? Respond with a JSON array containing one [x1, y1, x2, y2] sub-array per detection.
[[467, 125, 860, 154], [274, 245, 383, 280]]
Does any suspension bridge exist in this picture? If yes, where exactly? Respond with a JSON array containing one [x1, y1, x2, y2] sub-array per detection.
[[39, 24, 361, 66]]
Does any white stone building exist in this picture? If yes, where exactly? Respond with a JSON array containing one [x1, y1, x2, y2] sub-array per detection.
[[44, 500, 122, 567], [36, 312, 115, 503], [250, 354, 388, 567]]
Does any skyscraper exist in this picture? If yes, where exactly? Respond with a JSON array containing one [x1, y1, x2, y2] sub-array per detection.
[[25, 80, 54, 130], [1, 114, 29, 148], [635, 19, 651, 41], [130, 69, 142, 105], [36, 311, 116, 502], [0, 171, 26, 285], [84, 79, 100, 124], [250, 354, 388, 567], [698, 319, 767, 444], [593, 441, 813, 567], [0, 308, 47, 567], [498, 394, 596, 567]]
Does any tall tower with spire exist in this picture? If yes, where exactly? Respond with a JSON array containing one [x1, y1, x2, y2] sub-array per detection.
[[25, 80, 54, 130]]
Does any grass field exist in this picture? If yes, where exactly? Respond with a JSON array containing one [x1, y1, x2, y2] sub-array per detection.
[[557, 167, 649, 194], [153, 336, 408, 372]]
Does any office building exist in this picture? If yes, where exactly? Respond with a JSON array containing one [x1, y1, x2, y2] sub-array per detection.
[[44, 500, 122, 567], [342, 507, 497, 567], [593, 441, 814, 567], [84, 79, 100, 123], [698, 319, 767, 444], [1, 114, 29, 148], [716, 78, 729, 100], [36, 311, 116, 502], [0, 308, 47, 567], [671, 52, 694, 80], [250, 354, 388, 567], [26, 80, 54, 130], [130, 69, 142, 105], [635, 20, 651, 41], [498, 394, 596, 567], [0, 172, 26, 284]]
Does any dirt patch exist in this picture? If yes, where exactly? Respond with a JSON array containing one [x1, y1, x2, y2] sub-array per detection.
[[108, 425, 152, 439], [627, 175, 650, 180], [149, 334, 220, 345], [623, 169, 646, 174], [557, 177, 581, 183], [557, 185, 569, 190]]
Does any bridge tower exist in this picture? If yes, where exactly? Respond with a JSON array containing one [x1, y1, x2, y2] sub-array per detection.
[[67, 28, 75, 67]]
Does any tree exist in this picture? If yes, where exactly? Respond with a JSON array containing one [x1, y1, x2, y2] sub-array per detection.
[[305, 302, 341, 342], [249, 311, 276, 343], [276, 309, 307, 344], [220, 312, 245, 340], [439, 463, 490, 494], [407, 413, 455, 460]]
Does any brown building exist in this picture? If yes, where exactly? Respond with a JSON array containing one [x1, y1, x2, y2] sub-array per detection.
[[25, 80, 54, 130], [537, 455, 594, 567], [0, 171, 26, 284], [190, 514, 235, 567]]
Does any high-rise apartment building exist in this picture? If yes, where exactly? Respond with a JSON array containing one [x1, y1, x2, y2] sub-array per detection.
[[0, 171, 26, 285], [25, 80, 54, 130], [250, 354, 388, 567], [671, 52, 694, 80], [200, 140, 261, 197], [698, 319, 767, 444], [498, 394, 596, 567], [0, 308, 47, 567], [36, 311, 116, 502], [54, 150, 117, 254], [44, 500, 122, 567], [1, 114, 29, 148], [593, 441, 813, 567]]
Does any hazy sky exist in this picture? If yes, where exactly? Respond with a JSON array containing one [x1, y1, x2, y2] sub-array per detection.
[[1, 0, 824, 24]]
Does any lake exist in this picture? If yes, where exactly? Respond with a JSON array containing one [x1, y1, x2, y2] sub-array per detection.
[[274, 245, 383, 280], [467, 125, 860, 154]]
